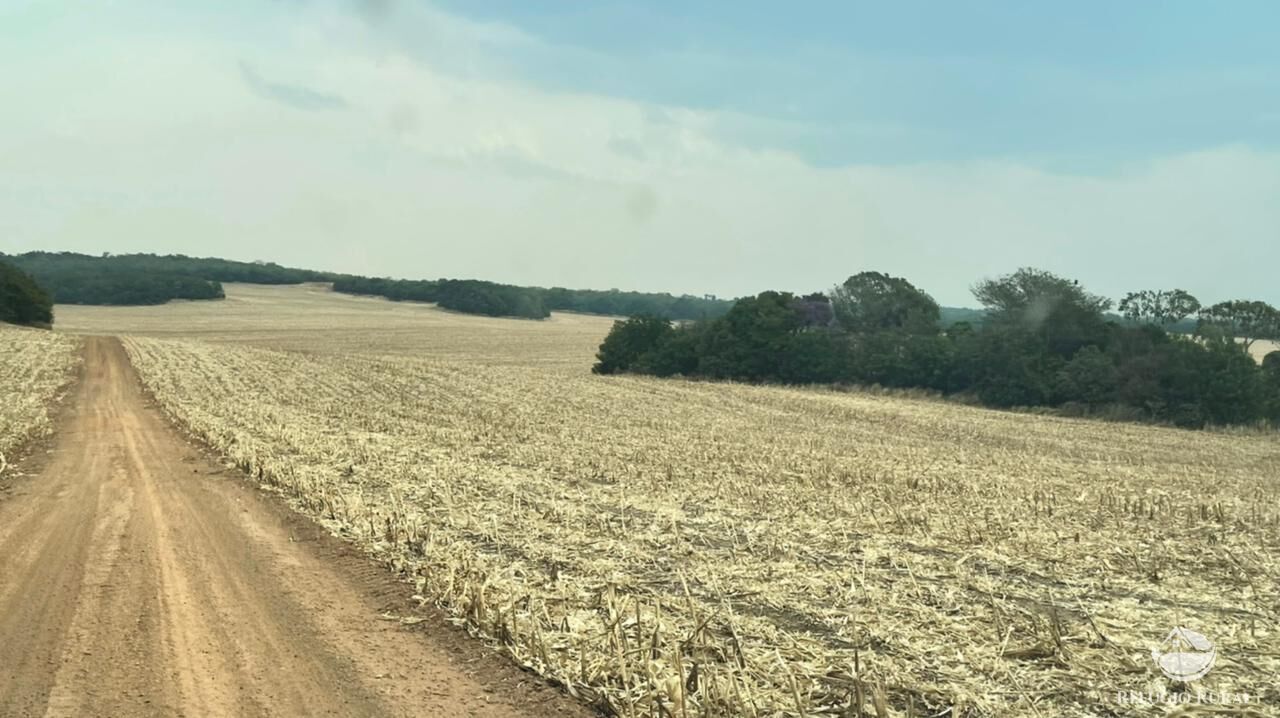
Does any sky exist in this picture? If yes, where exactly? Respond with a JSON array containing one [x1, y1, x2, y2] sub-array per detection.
[[2, 0, 1277, 306]]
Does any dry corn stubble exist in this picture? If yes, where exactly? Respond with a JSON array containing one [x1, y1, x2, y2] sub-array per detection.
[[90, 285, 1280, 717], [0, 325, 80, 469]]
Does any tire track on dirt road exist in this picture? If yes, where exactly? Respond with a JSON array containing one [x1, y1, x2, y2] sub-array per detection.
[[0, 337, 591, 718]]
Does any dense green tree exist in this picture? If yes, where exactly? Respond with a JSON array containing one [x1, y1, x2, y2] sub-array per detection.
[[1263, 352, 1280, 423], [1104, 332, 1264, 427], [973, 268, 1111, 357], [635, 323, 704, 377], [1265, 351, 1280, 375], [593, 315, 675, 374], [1107, 322, 1167, 398], [974, 268, 1112, 320], [0, 261, 54, 326], [867, 331, 956, 390], [793, 292, 835, 328], [966, 326, 1060, 407], [1161, 340, 1265, 427], [1196, 300, 1280, 351], [695, 291, 805, 381], [1054, 345, 1119, 406], [1118, 289, 1201, 327], [830, 271, 940, 334]]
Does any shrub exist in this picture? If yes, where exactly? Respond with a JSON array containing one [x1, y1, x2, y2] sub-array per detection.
[[0, 261, 54, 326], [1054, 346, 1119, 406], [593, 315, 674, 375]]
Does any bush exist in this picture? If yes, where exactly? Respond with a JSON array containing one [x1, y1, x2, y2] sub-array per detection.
[[1112, 337, 1263, 427], [593, 315, 675, 375], [1198, 342, 1267, 426], [0, 261, 53, 326], [1264, 352, 1280, 422], [694, 292, 804, 381], [850, 331, 955, 390], [636, 324, 704, 377], [969, 327, 1058, 408], [1054, 346, 1119, 406]]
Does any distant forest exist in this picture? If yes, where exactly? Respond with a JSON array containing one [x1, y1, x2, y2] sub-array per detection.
[[595, 269, 1280, 429], [1, 252, 352, 306], [1, 251, 736, 321], [0, 260, 53, 327], [332, 276, 734, 321]]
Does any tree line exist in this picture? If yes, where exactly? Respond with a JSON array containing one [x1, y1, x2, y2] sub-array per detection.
[[4, 251, 334, 287], [594, 269, 1280, 429], [333, 276, 733, 321], [5, 251, 732, 321], [332, 276, 549, 318], [0, 251, 334, 305]]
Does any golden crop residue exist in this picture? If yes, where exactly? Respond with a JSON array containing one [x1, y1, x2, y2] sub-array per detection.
[[0, 325, 80, 469], [1252, 339, 1278, 364]]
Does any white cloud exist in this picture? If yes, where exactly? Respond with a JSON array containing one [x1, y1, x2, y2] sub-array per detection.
[[1, 1, 1277, 307], [238, 60, 348, 111]]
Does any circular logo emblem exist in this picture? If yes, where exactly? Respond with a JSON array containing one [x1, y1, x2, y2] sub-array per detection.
[[1152, 627, 1216, 682]]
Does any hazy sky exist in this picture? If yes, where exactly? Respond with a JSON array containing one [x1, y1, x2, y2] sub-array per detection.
[[3, 1, 1277, 305]]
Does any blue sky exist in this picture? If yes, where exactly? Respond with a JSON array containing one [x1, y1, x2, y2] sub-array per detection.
[[2, 1, 1277, 305], [427, 0, 1280, 167]]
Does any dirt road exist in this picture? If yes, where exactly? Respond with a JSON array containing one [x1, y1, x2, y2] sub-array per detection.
[[0, 338, 591, 718]]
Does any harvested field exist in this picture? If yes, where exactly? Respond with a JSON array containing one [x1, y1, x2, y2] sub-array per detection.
[[1254, 340, 1278, 363], [101, 285, 1280, 716], [0, 324, 79, 467], [57, 282, 614, 370]]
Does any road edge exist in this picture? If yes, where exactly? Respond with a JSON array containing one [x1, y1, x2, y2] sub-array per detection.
[[0, 334, 87, 496]]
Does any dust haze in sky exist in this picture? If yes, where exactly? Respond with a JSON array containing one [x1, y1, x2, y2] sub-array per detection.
[[2, 1, 1277, 306]]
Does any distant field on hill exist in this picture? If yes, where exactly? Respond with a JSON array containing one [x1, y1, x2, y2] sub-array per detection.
[[1254, 340, 1278, 362], [56, 283, 615, 370]]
